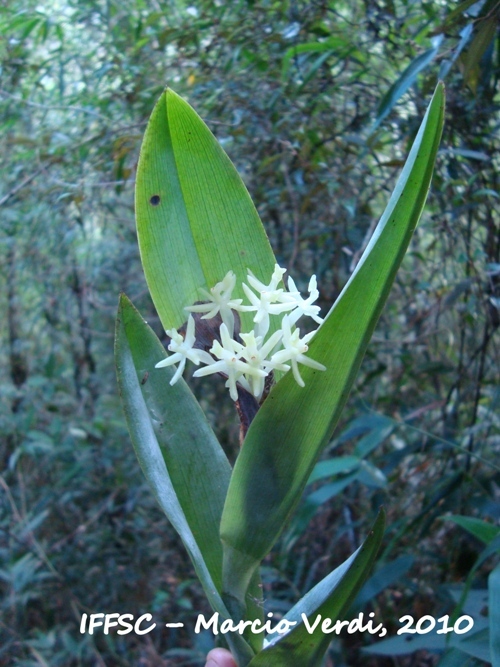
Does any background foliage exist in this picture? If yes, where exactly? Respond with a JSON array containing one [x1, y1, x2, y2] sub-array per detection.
[[0, 1, 499, 665]]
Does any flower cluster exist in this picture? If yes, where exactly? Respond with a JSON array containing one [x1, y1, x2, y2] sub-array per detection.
[[155, 265, 326, 401]]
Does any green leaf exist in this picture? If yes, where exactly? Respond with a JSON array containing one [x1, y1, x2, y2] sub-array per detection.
[[247, 510, 385, 667], [353, 421, 393, 458], [220, 83, 445, 611], [135, 88, 277, 333], [489, 563, 500, 667], [431, 0, 479, 34], [114, 294, 256, 662], [354, 555, 414, 610], [115, 294, 230, 597], [438, 24, 473, 80], [281, 37, 350, 79], [371, 36, 443, 133], [282, 472, 359, 553], [439, 0, 484, 30], [308, 455, 361, 484], [463, 15, 498, 92], [444, 515, 500, 545]]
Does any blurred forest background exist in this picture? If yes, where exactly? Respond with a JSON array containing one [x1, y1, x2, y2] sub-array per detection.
[[1, 0, 499, 665]]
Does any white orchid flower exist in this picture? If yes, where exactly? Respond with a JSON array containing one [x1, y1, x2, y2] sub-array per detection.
[[155, 315, 212, 385], [185, 270, 243, 336], [285, 275, 323, 326], [239, 329, 288, 399], [270, 315, 326, 387], [193, 323, 266, 401], [242, 264, 295, 338]]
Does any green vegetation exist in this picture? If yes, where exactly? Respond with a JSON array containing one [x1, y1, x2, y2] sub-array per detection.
[[1, 1, 499, 665]]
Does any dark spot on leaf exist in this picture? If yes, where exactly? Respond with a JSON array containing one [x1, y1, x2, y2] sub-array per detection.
[[150, 195, 161, 206], [141, 372, 149, 385]]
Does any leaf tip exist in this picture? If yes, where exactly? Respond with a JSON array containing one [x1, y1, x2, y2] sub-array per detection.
[[118, 292, 131, 312]]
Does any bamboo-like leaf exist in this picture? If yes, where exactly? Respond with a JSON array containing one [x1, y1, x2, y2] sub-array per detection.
[[371, 37, 442, 133], [247, 510, 385, 666], [438, 0, 484, 30], [281, 37, 350, 79], [444, 515, 500, 545], [438, 23, 473, 80], [220, 83, 445, 610], [135, 88, 277, 333], [115, 295, 256, 662], [463, 15, 498, 92]]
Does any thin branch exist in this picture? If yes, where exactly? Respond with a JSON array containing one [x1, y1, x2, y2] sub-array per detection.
[[0, 88, 111, 121], [0, 167, 46, 207]]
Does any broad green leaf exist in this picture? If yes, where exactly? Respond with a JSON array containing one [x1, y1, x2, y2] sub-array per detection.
[[444, 515, 500, 545], [246, 510, 385, 667], [115, 294, 230, 597], [114, 295, 256, 662], [370, 36, 443, 133], [489, 563, 500, 667], [220, 83, 445, 610], [135, 88, 276, 333]]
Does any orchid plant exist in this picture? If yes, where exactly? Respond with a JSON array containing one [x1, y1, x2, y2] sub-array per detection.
[[115, 84, 444, 665]]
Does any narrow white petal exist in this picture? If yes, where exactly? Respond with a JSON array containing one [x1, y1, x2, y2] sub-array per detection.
[[195, 350, 216, 365], [297, 355, 326, 371], [260, 329, 283, 357], [246, 273, 266, 293], [226, 369, 239, 401], [185, 314, 196, 343], [169, 358, 186, 385], [155, 353, 182, 368], [287, 275, 299, 294], [193, 360, 227, 377], [270, 349, 291, 365], [250, 375, 265, 399], [302, 330, 317, 344], [200, 306, 220, 319], [291, 360, 305, 387], [220, 308, 235, 338], [185, 303, 213, 313], [242, 283, 260, 308], [237, 375, 252, 393]]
